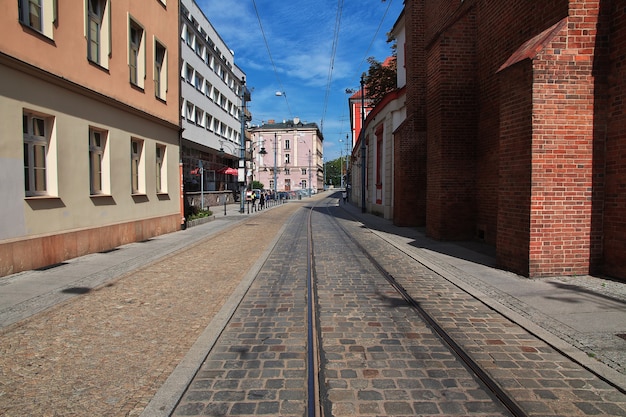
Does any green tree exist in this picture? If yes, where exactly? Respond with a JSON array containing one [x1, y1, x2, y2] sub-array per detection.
[[363, 33, 397, 105], [364, 56, 397, 105], [324, 158, 345, 188]]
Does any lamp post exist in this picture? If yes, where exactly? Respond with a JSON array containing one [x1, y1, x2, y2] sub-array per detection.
[[273, 133, 278, 197], [360, 73, 366, 213], [338, 137, 344, 189], [239, 77, 249, 214]]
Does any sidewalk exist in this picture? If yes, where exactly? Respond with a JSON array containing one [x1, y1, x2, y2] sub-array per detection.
[[0, 202, 259, 329], [338, 198, 626, 393]]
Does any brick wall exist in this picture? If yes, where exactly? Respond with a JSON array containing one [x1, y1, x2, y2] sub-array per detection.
[[497, 62, 534, 276], [401, 0, 624, 279], [394, 0, 427, 227], [425, 9, 477, 240], [604, 0, 626, 278]]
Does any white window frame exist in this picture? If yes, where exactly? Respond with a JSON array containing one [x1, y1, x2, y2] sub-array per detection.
[[23, 111, 55, 197], [89, 127, 110, 195], [86, 0, 110, 68], [154, 38, 167, 100], [130, 138, 145, 194], [19, 0, 55, 38], [128, 17, 146, 88], [156, 144, 166, 193]]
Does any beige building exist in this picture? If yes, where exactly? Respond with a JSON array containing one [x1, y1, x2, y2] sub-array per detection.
[[0, 1, 181, 277]]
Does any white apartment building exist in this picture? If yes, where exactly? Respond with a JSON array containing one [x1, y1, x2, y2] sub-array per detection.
[[180, 0, 247, 198]]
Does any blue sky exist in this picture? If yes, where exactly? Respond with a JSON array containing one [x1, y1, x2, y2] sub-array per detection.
[[196, 0, 404, 160]]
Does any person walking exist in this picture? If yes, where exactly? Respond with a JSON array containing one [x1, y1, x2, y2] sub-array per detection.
[[259, 193, 265, 210], [342, 189, 347, 204]]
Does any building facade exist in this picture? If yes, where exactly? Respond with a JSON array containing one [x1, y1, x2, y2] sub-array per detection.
[[0, 1, 181, 277], [350, 11, 406, 221], [250, 119, 324, 195], [393, 0, 626, 280], [180, 0, 247, 205]]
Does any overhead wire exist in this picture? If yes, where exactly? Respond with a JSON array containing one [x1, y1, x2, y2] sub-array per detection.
[[251, 0, 293, 118], [350, 0, 394, 85], [320, 0, 345, 134]]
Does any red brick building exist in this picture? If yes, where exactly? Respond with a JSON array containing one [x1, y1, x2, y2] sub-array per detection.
[[396, 0, 625, 280]]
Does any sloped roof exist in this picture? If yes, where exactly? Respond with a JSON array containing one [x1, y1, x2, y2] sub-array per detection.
[[498, 18, 567, 72]]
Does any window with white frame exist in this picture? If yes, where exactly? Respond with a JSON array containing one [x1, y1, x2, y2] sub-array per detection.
[[195, 108, 204, 126], [285, 154, 290, 165], [206, 115, 213, 131], [302, 180, 307, 189], [195, 73, 204, 92], [154, 39, 167, 100], [285, 139, 290, 149], [89, 128, 108, 195], [18, 0, 55, 38], [301, 168, 307, 175], [23, 111, 52, 196], [156, 144, 166, 193], [129, 18, 145, 88], [87, 0, 110, 68], [185, 64, 193, 84], [186, 101, 194, 121], [130, 138, 144, 194]]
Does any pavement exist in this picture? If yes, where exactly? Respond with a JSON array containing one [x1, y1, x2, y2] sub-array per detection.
[[0, 191, 624, 411]]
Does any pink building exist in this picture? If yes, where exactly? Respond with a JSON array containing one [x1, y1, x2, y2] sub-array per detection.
[[249, 119, 323, 195]]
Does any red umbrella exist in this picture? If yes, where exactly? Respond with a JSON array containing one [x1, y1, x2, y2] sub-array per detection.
[[218, 167, 238, 175]]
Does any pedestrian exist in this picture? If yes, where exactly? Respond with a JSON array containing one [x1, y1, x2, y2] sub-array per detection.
[[259, 193, 265, 210], [342, 190, 347, 203]]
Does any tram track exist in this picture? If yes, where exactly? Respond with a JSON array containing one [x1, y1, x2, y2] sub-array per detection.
[[303, 196, 526, 417]]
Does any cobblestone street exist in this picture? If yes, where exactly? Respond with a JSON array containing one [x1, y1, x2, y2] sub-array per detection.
[[0, 204, 299, 417]]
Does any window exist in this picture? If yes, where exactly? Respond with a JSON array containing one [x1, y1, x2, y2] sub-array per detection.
[[302, 180, 307, 189], [156, 144, 166, 193], [186, 101, 194, 121], [285, 154, 290, 165], [87, 0, 110, 67], [130, 138, 144, 194], [195, 108, 204, 126], [285, 139, 290, 150], [19, 0, 56, 38], [284, 168, 290, 175], [301, 168, 307, 175], [19, 0, 42, 32], [89, 128, 108, 195], [23, 111, 50, 196], [154, 40, 167, 100], [129, 19, 145, 88], [185, 64, 193, 84], [285, 179, 291, 190], [195, 73, 204, 92]]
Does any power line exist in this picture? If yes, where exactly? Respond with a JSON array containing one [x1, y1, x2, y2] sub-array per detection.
[[251, 0, 293, 118], [320, 0, 344, 133], [351, 0, 394, 84]]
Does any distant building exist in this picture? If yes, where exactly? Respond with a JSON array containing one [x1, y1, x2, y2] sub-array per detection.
[[0, 1, 181, 277], [393, 0, 626, 280], [180, 0, 247, 201], [250, 119, 324, 195]]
